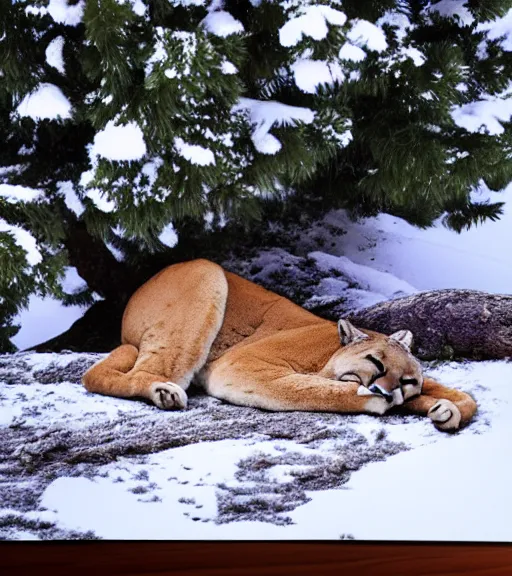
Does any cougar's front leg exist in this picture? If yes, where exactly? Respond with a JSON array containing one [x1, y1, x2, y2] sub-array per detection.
[[398, 377, 477, 431], [82, 344, 188, 410], [205, 360, 394, 416]]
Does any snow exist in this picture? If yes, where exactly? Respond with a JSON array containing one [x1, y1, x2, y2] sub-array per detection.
[[2, 354, 506, 540], [45, 36, 65, 74], [257, 133, 282, 154], [317, 376, 512, 541], [428, 0, 475, 27], [174, 138, 215, 166], [291, 59, 344, 94], [0, 355, 141, 427], [40, 439, 259, 539], [0, 220, 41, 266], [17, 83, 72, 121], [26, 0, 85, 26], [338, 43, 366, 62], [170, 0, 209, 6], [477, 10, 512, 52], [58, 181, 84, 217], [126, 0, 146, 17], [402, 47, 426, 66], [221, 61, 237, 75], [202, 11, 244, 37], [451, 95, 512, 135], [307, 182, 512, 295], [158, 223, 179, 248], [347, 19, 388, 52], [138, 158, 163, 189], [239, 364, 511, 541], [310, 252, 417, 301], [106, 241, 124, 262], [145, 28, 169, 77], [150, 30, 197, 78], [377, 10, 413, 42], [279, 5, 346, 48], [233, 98, 315, 155], [90, 121, 147, 162], [47, 0, 84, 26], [0, 184, 41, 203], [85, 188, 116, 213]]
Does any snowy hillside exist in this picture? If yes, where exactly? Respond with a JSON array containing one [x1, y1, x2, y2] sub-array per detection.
[[1, 181, 512, 541]]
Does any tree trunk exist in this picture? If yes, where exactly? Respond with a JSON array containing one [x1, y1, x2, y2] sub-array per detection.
[[26, 217, 139, 353], [29, 299, 123, 353], [62, 218, 135, 304], [346, 289, 512, 360]]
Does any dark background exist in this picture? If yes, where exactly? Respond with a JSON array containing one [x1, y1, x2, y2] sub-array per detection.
[[3, 542, 512, 575]]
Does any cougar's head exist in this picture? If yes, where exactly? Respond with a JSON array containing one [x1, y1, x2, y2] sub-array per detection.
[[329, 319, 423, 407]]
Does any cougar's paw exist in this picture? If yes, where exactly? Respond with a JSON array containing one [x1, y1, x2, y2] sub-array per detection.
[[428, 399, 461, 431], [150, 382, 188, 410]]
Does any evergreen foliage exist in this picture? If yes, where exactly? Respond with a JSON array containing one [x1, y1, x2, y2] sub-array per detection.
[[0, 0, 511, 350]]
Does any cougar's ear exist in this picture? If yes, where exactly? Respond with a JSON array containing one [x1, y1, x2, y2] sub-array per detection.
[[389, 329, 413, 351], [338, 319, 369, 346]]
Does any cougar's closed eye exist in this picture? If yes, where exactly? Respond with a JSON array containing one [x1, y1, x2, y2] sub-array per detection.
[[338, 372, 362, 384], [365, 354, 385, 373], [400, 377, 418, 385]]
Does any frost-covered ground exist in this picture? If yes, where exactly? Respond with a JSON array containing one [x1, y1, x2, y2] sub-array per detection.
[[1, 182, 512, 541]]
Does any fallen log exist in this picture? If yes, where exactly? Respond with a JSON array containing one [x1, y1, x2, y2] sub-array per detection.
[[347, 289, 512, 360]]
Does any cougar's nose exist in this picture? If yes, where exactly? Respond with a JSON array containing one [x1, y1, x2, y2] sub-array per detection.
[[369, 384, 394, 403]]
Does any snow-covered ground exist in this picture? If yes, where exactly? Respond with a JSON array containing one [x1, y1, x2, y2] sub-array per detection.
[[2, 181, 512, 541]]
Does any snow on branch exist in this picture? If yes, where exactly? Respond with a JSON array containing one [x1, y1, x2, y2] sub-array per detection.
[[124, 0, 146, 17], [59, 181, 85, 217], [0, 185, 41, 204], [426, 0, 474, 26], [452, 95, 512, 135], [0, 219, 42, 266], [346, 19, 388, 52], [202, 10, 245, 37], [26, 0, 85, 27], [233, 98, 315, 155], [78, 121, 148, 213], [89, 121, 147, 162], [174, 138, 215, 166], [17, 84, 72, 121], [477, 9, 512, 52], [291, 59, 344, 94], [45, 36, 65, 74], [279, 4, 346, 47]]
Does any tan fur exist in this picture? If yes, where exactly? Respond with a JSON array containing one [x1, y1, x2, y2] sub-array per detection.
[[82, 259, 477, 431]]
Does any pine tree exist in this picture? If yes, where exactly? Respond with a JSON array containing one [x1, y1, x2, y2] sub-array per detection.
[[0, 0, 511, 351], [310, 0, 512, 229]]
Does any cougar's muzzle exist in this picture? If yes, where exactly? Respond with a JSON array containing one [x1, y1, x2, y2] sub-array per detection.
[[368, 383, 394, 403]]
